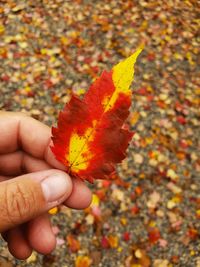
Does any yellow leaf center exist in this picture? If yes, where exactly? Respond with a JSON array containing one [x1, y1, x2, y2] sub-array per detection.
[[67, 120, 97, 171]]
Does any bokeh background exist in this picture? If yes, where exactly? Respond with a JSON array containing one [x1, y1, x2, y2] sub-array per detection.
[[0, 0, 199, 266]]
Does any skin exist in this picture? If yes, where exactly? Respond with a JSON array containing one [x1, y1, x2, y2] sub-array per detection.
[[0, 111, 92, 259]]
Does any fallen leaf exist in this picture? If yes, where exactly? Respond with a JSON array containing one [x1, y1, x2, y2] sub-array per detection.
[[75, 256, 92, 267], [66, 234, 80, 252], [148, 228, 161, 244]]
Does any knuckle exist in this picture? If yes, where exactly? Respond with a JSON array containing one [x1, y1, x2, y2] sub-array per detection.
[[5, 181, 35, 224]]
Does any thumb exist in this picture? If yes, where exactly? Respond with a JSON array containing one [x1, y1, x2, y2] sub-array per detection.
[[0, 169, 72, 232]]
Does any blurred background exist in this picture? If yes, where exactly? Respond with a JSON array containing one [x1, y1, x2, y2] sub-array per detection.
[[0, 0, 199, 266]]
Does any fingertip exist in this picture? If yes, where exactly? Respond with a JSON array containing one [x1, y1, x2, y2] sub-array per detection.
[[6, 227, 32, 260], [8, 247, 32, 261], [41, 169, 73, 206], [27, 214, 56, 255], [64, 178, 92, 209]]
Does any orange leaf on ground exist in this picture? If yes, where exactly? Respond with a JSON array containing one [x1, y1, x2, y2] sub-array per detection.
[[51, 49, 142, 182], [66, 234, 80, 252], [75, 255, 92, 267], [107, 235, 119, 248]]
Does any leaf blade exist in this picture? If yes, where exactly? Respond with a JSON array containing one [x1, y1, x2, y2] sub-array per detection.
[[51, 48, 142, 181]]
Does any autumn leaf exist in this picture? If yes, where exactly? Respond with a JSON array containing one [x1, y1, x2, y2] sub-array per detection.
[[51, 48, 142, 182], [66, 234, 80, 252], [75, 255, 92, 267]]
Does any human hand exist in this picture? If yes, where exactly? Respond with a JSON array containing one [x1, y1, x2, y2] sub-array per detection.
[[0, 112, 92, 259]]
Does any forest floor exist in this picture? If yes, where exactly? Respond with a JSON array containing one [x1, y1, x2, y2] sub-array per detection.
[[0, 1, 199, 266]]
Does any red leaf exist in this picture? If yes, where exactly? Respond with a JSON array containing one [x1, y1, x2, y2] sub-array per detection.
[[51, 49, 142, 182], [123, 232, 131, 241], [177, 116, 187, 125], [101, 236, 110, 249], [187, 228, 199, 240], [148, 228, 161, 244], [131, 205, 140, 215]]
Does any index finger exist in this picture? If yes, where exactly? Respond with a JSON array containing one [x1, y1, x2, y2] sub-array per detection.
[[0, 111, 66, 170]]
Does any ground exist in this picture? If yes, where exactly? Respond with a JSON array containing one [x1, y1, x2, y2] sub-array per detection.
[[0, 0, 199, 266]]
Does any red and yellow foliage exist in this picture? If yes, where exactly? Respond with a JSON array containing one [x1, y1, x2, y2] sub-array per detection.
[[51, 49, 142, 182]]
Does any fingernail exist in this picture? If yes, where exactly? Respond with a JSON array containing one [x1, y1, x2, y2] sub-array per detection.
[[41, 173, 69, 203]]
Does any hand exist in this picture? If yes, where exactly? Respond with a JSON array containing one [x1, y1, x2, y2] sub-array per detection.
[[0, 112, 92, 259]]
